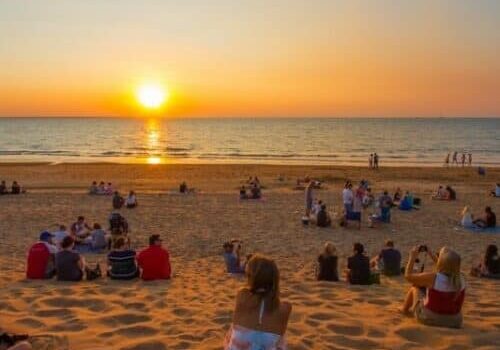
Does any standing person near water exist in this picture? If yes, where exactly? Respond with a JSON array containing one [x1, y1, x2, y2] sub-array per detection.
[[468, 153, 472, 166], [461, 153, 466, 167], [305, 181, 314, 217], [374, 153, 379, 169], [444, 153, 450, 167], [369, 154, 373, 169], [452, 151, 458, 166]]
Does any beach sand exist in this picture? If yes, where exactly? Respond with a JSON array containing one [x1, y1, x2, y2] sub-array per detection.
[[0, 163, 499, 350]]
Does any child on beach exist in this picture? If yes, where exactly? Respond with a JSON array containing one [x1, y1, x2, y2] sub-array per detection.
[[126, 190, 138, 208], [223, 240, 247, 274]]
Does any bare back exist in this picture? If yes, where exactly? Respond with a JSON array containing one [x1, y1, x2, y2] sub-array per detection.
[[232, 288, 292, 336]]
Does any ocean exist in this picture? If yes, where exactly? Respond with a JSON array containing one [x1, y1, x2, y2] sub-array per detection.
[[0, 118, 498, 167]]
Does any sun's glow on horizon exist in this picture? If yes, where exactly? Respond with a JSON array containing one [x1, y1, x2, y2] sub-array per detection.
[[137, 84, 168, 109]]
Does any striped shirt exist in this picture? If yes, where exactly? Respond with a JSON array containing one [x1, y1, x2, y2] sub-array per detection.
[[107, 250, 138, 280]]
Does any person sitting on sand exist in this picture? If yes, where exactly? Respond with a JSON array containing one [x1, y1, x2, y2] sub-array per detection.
[[460, 206, 474, 228], [112, 191, 125, 209], [490, 183, 500, 197], [445, 186, 456, 201], [55, 236, 86, 281], [125, 190, 138, 208], [369, 191, 392, 227], [346, 243, 371, 285], [137, 234, 171, 281], [472, 206, 496, 228], [0, 180, 7, 195], [26, 231, 57, 279], [10, 181, 21, 194], [399, 191, 414, 211], [470, 244, 500, 278], [89, 181, 98, 195], [97, 181, 106, 195], [89, 223, 109, 251], [104, 182, 114, 195], [311, 199, 322, 217], [107, 237, 139, 280], [239, 186, 248, 200], [432, 186, 447, 200], [402, 246, 466, 328], [371, 240, 401, 276], [393, 188, 402, 203], [108, 210, 129, 249], [223, 240, 245, 274], [250, 183, 261, 199], [224, 254, 292, 350], [70, 216, 92, 242], [317, 242, 339, 281], [316, 204, 332, 228], [52, 224, 69, 249]]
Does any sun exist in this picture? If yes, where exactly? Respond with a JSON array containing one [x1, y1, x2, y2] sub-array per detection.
[[137, 84, 168, 109]]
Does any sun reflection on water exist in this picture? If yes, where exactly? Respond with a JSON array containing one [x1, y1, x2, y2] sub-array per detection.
[[145, 119, 164, 164]]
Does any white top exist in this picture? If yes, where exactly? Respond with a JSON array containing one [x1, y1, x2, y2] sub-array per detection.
[[342, 188, 353, 204], [126, 195, 137, 205], [43, 241, 58, 254], [52, 230, 68, 247], [461, 213, 473, 228], [496, 185, 500, 197]]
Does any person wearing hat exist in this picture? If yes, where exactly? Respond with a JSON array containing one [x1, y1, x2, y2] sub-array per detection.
[[26, 231, 57, 279]]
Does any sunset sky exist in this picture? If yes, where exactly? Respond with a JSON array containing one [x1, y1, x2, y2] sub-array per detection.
[[1, 0, 499, 118]]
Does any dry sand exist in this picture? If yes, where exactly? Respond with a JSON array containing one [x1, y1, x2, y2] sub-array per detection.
[[0, 163, 499, 350]]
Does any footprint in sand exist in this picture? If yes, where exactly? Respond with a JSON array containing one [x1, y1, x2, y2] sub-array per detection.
[[34, 308, 75, 319], [16, 317, 46, 329], [326, 322, 364, 336], [100, 325, 158, 338], [323, 334, 379, 349], [41, 296, 106, 312], [121, 341, 167, 350], [49, 318, 87, 332], [97, 313, 151, 327]]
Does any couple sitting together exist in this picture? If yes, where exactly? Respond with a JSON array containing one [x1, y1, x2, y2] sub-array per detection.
[[26, 233, 171, 282], [461, 206, 496, 229], [432, 185, 456, 201], [113, 191, 138, 209]]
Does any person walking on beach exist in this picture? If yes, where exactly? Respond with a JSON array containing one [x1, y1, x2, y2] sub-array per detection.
[[452, 151, 458, 166], [461, 153, 466, 167], [468, 153, 472, 166], [444, 153, 450, 167], [374, 153, 379, 169], [369, 154, 373, 169]]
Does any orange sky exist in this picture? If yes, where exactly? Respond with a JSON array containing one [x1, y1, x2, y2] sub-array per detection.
[[1, 1, 499, 117]]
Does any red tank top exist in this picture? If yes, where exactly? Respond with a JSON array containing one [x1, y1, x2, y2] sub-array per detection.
[[424, 273, 465, 315], [26, 242, 50, 279]]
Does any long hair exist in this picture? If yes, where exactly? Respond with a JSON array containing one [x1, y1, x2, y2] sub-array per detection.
[[436, 247, 463, 292], [322, 242, 337, 257], [245, 254, 280, 311]]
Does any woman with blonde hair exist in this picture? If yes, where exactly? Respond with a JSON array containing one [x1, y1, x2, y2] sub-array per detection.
[[224, 254, 292, 350], [402, 246, 466, 328], [460, 206, 474, 228], [317, 242, 339, 281]]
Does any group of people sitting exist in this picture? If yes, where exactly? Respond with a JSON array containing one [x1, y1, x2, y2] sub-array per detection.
[[393, 188, 420, 210], [240, 176, 262, 200], [88, 181, 114, 195], [432, 185, 457, 201], [0, 180, 24, 195], [222, 242, 498, 350], [112, 190, 138, 209], [461, 206, 497, 229], [26, 232, 171, 282]]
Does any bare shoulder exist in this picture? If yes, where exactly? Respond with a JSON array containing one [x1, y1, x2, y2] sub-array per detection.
[[236, 288, 252, 303]]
